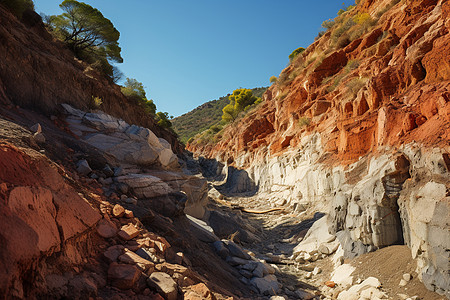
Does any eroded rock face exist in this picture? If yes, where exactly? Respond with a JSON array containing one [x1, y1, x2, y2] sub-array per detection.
[[62, 104, 179, 169], [187, 0, 449, 296], [0, 143, 101, 296], [0, 5, 181, 153]]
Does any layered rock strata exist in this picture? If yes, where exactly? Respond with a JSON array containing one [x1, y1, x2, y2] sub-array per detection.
[[188, 0, 450, 296]]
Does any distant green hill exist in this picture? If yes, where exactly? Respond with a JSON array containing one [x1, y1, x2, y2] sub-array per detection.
[[172, 87, 267, 144]]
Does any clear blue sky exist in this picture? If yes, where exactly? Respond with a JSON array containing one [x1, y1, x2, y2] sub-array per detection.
[[34, 0, 352, 117]]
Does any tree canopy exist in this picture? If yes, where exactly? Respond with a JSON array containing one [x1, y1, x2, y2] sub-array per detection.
[[222, 88, 261, 122], [156, 112, 172, 128], [121, 78, 156, 115], [48, 0, 122, 72]]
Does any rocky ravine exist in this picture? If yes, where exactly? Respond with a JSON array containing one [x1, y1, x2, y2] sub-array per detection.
[[0, 103, 261, 299], [188, 0, 450, 298]]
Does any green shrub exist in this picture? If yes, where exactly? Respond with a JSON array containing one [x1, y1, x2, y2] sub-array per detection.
[[156, 112, 172, 128], [331, 18, 356, 41], [322, 19, 335, 30], [0, 0, 34, 18], [326, 74, 345, 92], [315, 30, 326, 41], [288, 47, 305, 62], [298, 117, 311, 127], [222, 88, 261, 122], [345, 77, 368, 98], [269, 76, 277, 83], [91, 96, 102, 108], [210, 124, 222, 133], [345, 59, 360, 72]]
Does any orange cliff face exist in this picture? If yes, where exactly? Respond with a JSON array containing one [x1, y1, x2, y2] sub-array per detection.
[[188, 0, 450, 166]]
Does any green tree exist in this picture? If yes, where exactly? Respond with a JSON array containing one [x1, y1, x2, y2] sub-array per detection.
[[122, 78, 146, 99], [121, 78, 156, 115], [222, 88, 261, 123], [156, 112, 172, 128], [48, 0, 122, 78]]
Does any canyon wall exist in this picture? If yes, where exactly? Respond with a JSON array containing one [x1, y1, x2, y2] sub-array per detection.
[[0, 5, 182, 153], [189, 0, 450, 296]]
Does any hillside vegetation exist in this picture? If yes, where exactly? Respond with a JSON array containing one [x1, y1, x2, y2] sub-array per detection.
[[172, 87, 266, 144]]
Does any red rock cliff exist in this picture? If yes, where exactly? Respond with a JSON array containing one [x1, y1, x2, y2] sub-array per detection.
[[188, 0, 449, 166]]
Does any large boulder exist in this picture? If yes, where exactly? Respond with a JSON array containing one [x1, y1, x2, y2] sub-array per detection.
[[62, 104, 179, 169], [116, 174, 174, 199]]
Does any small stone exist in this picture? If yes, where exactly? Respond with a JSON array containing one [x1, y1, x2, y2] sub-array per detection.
[[223, 240, 251, 260], [239, 269, 253, 278], [119, 250, 154, 271], [305, 272, 312, 279], [188, 283, 215, 299], [30, 123, 42, 133], [76, 159, 92, 175], [264, 253, 282, 263], [241, 262, 258, 272], [175, 252, 184, 265], [103, 245, 124, 263], [155, 262, 189, 277], [299, 264, 314, 272], [399, 279, 408, 287], [113, 204, 125, 218], [226, 256, 249, 266], [108, 262, 141, 290], [147, 272, 178, 300], [295, 290, 315, 300], [304, 252, 312, 261], [319, 244, 331, 255], [114, 167, 124, 177], [33, 132, 46, 143], [312, 267, 322, 275], [253, 263, 265, 278], [124, 209, 134, 218], [96, 219, 117, 238], [102, 164, 114, 177], [310, 252, 320, 262], [403, 273, 412, 282], [250, 275, 280, 296], [325, 280, 336, 288], [212, 241, 230, 259], [124, 197, 137, 205], [118, 224, 140, 240]]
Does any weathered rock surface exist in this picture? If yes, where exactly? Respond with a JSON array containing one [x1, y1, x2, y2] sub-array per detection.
[[0, 143, 101, 296], [116, 174, 174, 198], [188, 2, 450, 293], [0, 4, 181, 153], [62, 104, 179, 169], [108, 262, 141, 290], [147, 272, 178, 300]]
